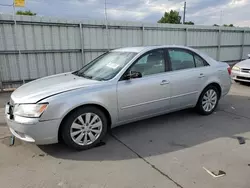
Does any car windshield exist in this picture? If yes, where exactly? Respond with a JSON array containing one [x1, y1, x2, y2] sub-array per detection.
[[73, 51, 137, 81]]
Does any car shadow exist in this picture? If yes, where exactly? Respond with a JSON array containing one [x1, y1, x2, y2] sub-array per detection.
[[38, 94, 250, 161], [238, 82, 250, 86]]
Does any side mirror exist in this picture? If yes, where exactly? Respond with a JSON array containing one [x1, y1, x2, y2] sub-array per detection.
[[248, 54, 250, 59], [124, 71, 142, 80]]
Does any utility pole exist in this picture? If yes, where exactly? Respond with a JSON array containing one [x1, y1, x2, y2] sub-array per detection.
[[183, 1, 186, 24], [219, 10, 223, 26], [104, 0, 108, 24], [104, 0, 110, 50]]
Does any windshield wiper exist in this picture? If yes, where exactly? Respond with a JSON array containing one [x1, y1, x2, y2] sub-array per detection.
[[73, 72, 93, 79], [72, 70, 79, 76], [80, 74, 93, 79]]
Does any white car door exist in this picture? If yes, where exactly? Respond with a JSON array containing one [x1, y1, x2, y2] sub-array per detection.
[[167, 48, 209, 110], [117, 49, 171, 122]]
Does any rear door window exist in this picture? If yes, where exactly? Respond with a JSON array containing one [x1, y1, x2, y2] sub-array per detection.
[[168, 49, 195, 71]]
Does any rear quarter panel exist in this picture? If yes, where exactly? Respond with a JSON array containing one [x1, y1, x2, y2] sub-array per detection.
[[199, 62, 231, 100], [216, 63, 232, 97]]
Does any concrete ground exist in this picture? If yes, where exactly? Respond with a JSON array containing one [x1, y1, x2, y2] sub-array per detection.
[[1, 83, 250, 188]]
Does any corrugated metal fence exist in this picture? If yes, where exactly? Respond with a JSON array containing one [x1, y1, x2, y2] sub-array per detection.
[[1, 14, 250, 90]]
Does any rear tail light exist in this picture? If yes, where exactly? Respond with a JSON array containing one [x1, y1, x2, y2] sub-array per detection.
[[227, 67, 231, 75]]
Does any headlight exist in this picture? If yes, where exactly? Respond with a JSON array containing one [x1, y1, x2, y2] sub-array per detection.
[[14, 104, 48, 118], [232, 66, 240, 71]]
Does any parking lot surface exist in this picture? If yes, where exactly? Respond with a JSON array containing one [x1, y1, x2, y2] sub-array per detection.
[[0, 83, 250, 188]]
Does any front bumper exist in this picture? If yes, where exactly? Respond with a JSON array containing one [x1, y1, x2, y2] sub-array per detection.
[[5, 114, 61, 145], [231, 70, 250, 82]]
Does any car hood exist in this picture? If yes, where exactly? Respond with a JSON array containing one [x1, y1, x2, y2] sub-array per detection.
[[236, 59, 250, 68], [11, 72, 100, 104]]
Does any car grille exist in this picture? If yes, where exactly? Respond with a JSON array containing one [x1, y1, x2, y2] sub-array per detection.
[[6, 102, 14, 119], [241, 68, 250, 73], [9, 105, 14, 115], [8, 97, 15, 119], [237, 76, 250, 81]]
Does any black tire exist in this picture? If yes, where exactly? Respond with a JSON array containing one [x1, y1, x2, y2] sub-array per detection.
[[61, 106, 108, 150], [196, 85, 219, 115]]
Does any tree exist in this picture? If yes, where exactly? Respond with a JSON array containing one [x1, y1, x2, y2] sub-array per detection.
[[158, 10, 181, 24], [16, 10, 36, 16], [213, 24, 234, 27], [223, 24, 234, 27], [184, 21, 194, 25]]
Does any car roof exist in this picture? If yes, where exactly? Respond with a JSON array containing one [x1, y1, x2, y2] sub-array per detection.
[[112, 45, 194, 53], [112, 45, 218, 66]]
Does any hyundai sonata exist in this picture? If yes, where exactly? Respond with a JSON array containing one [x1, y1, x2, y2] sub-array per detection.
[[5, 45, 232, 150]]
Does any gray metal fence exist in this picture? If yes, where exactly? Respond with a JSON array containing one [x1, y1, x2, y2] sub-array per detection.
[[1, 14, 250, 90]]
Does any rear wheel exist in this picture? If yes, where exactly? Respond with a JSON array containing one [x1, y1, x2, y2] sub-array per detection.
[[61, 106, 108, 150], [196, 85, 219, 115]]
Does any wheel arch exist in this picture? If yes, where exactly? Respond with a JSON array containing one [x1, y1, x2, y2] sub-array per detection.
[[205, 82, 222, 99], [195, 82, 222, 115], [58, 103, 112, 142], [197, 82, 222, 104]]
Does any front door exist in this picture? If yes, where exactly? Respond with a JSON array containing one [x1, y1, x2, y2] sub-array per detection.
[[117, 49, 171, 122]]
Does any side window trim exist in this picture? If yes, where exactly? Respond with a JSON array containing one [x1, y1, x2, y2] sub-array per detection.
[[193, 53, 209, 67], [192, 54, 197, 68], [119, 48, 168, 81], [188, 49, 210, 67], [165, 49, 172, 71], [164, 48, 171, 72]]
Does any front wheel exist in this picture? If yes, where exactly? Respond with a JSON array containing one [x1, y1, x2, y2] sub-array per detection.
[[196, 86, 219, 115], [61, 106, 108, 150]]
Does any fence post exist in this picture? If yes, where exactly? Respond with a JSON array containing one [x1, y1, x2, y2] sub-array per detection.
[[79, 23, 85, 66], [241, 30, 245, 60], [142, 25, 145, 46], [185, 27, 188, 46], [0, 76, 3, 92], [217, 28, 222, 61]]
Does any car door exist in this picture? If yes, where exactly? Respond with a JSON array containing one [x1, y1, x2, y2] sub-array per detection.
[[117, 49, 171, 122], [167, 48, 209, 110]]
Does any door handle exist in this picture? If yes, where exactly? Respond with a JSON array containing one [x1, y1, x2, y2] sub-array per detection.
[[198, 73, 205, 78], [160, 80, 170, 85]]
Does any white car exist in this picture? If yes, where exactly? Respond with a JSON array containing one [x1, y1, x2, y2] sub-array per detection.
[[232, 54, 250, 83]]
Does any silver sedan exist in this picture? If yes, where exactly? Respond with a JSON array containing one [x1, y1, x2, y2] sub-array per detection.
[[231, 54, 250, 83], [5, 45, 232, 150]]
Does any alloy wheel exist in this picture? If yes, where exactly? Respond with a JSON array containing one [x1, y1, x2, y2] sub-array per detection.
[[202, 89, 217, 112], [70, 113, 103, 146]]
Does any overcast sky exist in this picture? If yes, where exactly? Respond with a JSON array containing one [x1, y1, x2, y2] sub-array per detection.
[[0, 0, 249, 27]]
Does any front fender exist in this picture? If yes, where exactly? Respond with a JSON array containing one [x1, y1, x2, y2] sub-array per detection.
[[39, 85, 118, 126]]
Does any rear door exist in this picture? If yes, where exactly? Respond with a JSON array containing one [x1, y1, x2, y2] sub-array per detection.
[[167, 48, 209, 110]]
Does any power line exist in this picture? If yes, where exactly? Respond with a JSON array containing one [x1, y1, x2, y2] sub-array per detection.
[[106, 8, 144, 13], [0, 3, 13, 7], [105, 2, 137, 6]]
